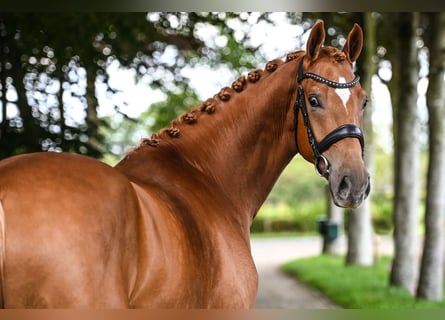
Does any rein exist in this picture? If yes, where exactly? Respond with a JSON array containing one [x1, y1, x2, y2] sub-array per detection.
[[294, 57, 365, 176]]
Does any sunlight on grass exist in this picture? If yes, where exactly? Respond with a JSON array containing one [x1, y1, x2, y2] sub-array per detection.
[[281, 255, 445, 309]]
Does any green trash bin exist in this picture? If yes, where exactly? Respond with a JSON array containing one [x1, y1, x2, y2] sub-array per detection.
[[325, 221, 339, 241], [317, 218, 338, 241], [317, 218, 328, 235]]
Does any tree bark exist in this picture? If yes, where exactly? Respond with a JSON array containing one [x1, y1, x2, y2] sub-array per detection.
[[323, 187, 343, 255], [416, 13, 445, 301], [389, 12, 421, 294], [9, 38, 41, 154], [345, 12, 377, 266], [0, 28, 7, 140], [85, 65, 103, 157]]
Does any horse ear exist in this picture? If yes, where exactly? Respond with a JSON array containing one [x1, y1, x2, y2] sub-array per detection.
[[343, 23, 363, 63], [306, 20, 325, 61]]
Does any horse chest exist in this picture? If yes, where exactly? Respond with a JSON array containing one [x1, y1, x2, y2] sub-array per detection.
[[129, 225, 258, 308]]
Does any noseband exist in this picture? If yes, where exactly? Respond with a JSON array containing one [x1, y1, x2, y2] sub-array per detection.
[[294, 57, 365, 176]]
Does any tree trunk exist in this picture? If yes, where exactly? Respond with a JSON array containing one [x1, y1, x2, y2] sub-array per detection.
[[54, 62, 67, 150], [85, 65, 103, 157], [0, 29, 7, 141], [323, 187, 343, 255], [346, 201, 374, 265], [9, 39, 41, 154], [345, 12, 377, 266], [416, 12, 445, 301], [389, 12, 421, 294]]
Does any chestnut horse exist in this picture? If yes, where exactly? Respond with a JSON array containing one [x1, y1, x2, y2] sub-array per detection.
[[0, 21, 369, 308]]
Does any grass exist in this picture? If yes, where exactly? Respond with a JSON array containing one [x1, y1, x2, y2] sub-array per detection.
[[281, 255, 445, 309]]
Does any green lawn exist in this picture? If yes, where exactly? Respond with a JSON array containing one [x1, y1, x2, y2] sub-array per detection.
[[281, 255, 445, 309]]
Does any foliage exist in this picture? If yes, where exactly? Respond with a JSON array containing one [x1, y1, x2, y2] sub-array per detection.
[[99, 87, 202, 164], [0, 12, 267, 159], [369, 193, 393, 234], [0, 13, 160, 157], [282, 255, 445, 309], [251, 156, 327, 233], [252, 149, 396, 234], [264, 156, 327, 207], [146, 87, 201, 133]]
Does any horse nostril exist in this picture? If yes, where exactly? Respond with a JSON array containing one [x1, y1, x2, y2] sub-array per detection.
[[338, 176, 352, 200], [365, 175, 371, 197]]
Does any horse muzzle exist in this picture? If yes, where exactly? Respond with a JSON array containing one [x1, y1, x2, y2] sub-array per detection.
[[329, 168, 370, 208]]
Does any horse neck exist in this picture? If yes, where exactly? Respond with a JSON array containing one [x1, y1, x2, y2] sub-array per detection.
[[117, 58, 300, 225]]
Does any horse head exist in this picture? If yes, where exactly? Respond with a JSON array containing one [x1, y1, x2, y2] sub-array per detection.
[[295, 20, 370, 208]]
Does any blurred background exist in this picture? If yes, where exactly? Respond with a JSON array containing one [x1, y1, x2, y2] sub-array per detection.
[[1, 12, 444, 307]]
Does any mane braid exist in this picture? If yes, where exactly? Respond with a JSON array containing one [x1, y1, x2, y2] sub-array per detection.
[[130, 50, 303, 153], [323, 47, 346, 62]]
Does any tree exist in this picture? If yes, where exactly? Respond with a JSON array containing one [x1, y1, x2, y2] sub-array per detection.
[[388, 12, 421, 294], [0, 13, 154, 157], [416, 12, 445, 301], [0, 13, 262, 159], [323, 188, 343, 254], [303, 13, 376, 262], [345, 12, 377, 266]]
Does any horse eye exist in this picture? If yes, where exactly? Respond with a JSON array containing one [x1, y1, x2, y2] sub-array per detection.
[[308, 95, 321, 108], [363, 97, 369, 109]]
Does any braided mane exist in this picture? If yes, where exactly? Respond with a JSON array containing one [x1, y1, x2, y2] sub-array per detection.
[[132, 50, 306, 152]]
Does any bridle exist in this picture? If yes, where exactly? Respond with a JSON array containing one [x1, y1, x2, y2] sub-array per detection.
[[294, 57, 365, 176]]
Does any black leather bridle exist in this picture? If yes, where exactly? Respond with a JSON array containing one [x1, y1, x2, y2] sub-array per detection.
[[294, 57, 365, 176]]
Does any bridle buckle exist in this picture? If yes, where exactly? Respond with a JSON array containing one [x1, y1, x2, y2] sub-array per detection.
[[315, 155, 330, 177]]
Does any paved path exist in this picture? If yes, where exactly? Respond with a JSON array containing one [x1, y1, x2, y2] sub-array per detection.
[[250, 235, 393, 309]]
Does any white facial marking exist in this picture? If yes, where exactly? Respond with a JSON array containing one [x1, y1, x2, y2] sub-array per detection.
[[335, 77, 351, 113]]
